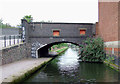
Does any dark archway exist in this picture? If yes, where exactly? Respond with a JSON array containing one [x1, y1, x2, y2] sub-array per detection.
[[37, 41, 80, 58]]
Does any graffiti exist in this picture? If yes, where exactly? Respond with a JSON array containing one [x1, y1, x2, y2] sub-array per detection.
[[22, 27, 25, 42], [31, 42, 45, 58]]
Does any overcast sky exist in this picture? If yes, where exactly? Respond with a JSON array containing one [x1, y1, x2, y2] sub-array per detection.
[[0, 0, 98, 26]]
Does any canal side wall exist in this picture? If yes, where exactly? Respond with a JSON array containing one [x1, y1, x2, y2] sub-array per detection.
[[2, 47, 68, 83], [0, 43, 31, 65]]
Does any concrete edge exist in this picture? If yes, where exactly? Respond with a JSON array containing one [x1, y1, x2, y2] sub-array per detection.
[[2, 58, 53, 84], [1, 47, 68, 84], [104, 61, 120, 72], [1, 42, 24, 51]]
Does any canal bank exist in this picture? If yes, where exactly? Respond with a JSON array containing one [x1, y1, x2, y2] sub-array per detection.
[[24, 48, 119, 83], [1, 47, 68, 84], [104, 60, 119, 72], [1, 58, 52, 83]]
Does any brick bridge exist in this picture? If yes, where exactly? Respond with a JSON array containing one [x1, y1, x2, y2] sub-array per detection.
[[22, 19, 96, 58]]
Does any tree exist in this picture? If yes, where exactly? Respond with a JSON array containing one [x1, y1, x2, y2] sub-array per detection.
[[23, 15, 33, 22], [0, 19, 3, 28], [0, 19, 15, 28], [79, 37, 106, 62], [16, 24, 22, 28], [0, 18, 3, 24]]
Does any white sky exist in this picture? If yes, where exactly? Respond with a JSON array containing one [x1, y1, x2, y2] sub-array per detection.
[[0, 0, 98, 26]]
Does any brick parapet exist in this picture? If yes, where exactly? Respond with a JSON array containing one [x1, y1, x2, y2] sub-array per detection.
[[0, 43, 31, 65]]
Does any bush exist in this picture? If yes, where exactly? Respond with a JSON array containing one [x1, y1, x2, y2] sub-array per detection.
[[79, 37, 106, 62]]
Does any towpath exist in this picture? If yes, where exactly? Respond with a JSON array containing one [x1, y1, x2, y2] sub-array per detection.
[[0, 58, 52, 83]]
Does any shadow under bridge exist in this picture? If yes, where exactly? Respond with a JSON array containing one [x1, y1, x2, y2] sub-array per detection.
[[37, 41, 80, 58]]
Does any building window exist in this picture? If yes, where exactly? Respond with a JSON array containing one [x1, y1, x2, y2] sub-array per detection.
[[80, 29, 86, 35], [53, 30, 60, 36]]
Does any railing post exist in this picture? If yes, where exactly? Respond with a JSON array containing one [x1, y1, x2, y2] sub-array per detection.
[[17, 35, 19, 44], [14, 35, 15, 45], [9, 35, 11, 46], [4, 36, 6, 47]]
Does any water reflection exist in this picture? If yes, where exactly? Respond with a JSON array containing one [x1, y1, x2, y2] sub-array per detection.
[[24, 48, 119, 83], [58, 48, 79, 73]]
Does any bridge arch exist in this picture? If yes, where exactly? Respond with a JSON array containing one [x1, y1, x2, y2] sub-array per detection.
[[36, 41, 80, 58]]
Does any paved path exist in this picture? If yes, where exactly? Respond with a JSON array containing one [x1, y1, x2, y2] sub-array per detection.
[[0, 58, 52, 83], [49, 47, 67, 56]]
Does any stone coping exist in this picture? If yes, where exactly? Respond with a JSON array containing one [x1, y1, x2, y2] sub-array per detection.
[[1, 42, 24, 51]]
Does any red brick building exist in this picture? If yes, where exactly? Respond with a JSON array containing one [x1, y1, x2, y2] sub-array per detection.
[[97, 0, 120, 59]]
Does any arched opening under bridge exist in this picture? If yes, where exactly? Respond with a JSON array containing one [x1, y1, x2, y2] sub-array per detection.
[[37, 41, 80, 58]]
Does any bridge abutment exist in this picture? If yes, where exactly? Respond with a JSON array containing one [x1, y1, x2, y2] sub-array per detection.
[[38, 47, 49, 57]]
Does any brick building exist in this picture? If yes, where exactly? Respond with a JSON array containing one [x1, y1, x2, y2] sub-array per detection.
[[97, 0, 120, 64]]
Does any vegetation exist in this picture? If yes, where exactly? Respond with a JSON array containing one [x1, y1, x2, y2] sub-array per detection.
[[0, 19, 16, 28], [79, 37, 106, 62], [50, 43, 68, 51], [104, 54, 119, 71], [105, 54, 115, 64], [56, 47, 68, 53], [23, 15, 33, 22]]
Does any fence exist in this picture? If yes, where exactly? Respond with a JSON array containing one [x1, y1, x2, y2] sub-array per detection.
[[0, 35, 22, 48], [105, 48, 120, 66]]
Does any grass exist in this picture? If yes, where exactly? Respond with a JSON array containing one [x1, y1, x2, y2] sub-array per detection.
[[104, 60, 119, 72], [56, 47, 68, 53]]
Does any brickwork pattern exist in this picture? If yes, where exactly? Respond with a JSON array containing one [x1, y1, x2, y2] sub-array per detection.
[[0, 43, 31, 65], [118, 2, 120, 60], [98, 2, 119, 42]]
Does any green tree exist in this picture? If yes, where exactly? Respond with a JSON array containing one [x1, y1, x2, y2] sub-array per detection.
[[79, 37, 106, 62], [0, 19, 3, 24], [0, 19, 3, 28], [0, 18, 16, 28], [23, 15, 33, 22]]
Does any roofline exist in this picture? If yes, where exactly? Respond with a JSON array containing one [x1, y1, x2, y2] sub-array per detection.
[[21, 19, 95, 25], [29, 22, 95, 25]]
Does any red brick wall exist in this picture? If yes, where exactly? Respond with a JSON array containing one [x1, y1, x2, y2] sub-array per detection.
[[118, 1, 120, 41], [98, 2, 119, 42]]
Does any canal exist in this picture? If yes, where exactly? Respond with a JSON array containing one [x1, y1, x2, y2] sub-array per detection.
[[24, 48, 119, 83]]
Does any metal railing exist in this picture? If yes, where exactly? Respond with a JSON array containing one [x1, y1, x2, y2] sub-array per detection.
[[0, 35, 22, 48]]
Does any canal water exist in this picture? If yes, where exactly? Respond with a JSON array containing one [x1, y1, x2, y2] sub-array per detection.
[[24, 48, 119, 83]]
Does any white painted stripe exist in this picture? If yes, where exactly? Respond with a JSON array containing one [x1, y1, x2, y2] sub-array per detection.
[[104, 41, 120, 48]]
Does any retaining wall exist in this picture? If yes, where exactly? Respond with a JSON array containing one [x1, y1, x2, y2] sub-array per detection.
[[0, 43, 31, 65], [2, 28, 22, 35]]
